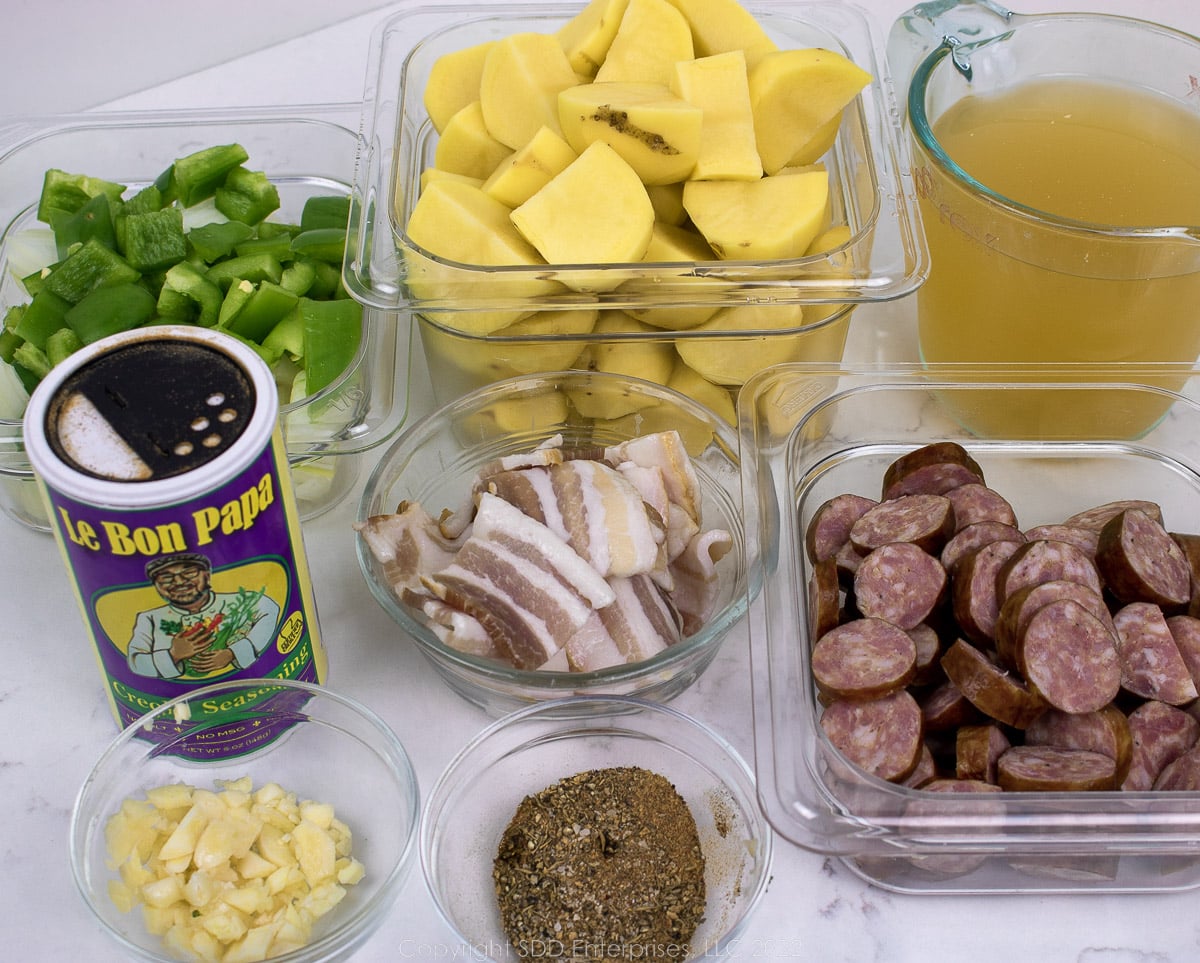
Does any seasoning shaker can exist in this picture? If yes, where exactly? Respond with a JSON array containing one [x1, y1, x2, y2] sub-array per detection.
[[23, 325, 327, 755]]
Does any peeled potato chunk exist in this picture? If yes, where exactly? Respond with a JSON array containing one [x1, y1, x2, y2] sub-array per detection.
[[406, 179, 555, 333], [748, 47, 871, 175], [421, 308, 598, 382], [670, 50, 762, 180], [663, 0, 779, 67], [482, 126, 578, 208], [480, 32, 580, 150], [511, 141, 654, 269], [424, 40, 496, 134], [594, 0, 695, 86], [556, 0, 632, 76], [558, 82, 703, 185], [566, 313, 676, 418], [625, 222, 721, 330], [434, 100, 513, 179], [683, 168, 830, 260], [675, 302, 810, 385]]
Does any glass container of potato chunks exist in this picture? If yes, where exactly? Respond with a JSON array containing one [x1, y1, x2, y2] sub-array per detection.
[[0, 103, 413, 532], [345, 0, 927, 411], [70, 678, 420, 962], [738, 362, 1200, 894]]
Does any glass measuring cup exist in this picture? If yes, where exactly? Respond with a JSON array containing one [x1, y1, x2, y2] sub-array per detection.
[[888, 1, 1200, 438]]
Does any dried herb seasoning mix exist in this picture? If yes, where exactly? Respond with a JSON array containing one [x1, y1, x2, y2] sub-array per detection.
[[494, 766, 707, 959]]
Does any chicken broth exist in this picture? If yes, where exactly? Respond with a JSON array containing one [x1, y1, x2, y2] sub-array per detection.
[[912, 77, 1200, 437]]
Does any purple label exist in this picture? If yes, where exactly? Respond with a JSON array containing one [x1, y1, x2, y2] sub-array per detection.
[[44, 437, 326, 746]]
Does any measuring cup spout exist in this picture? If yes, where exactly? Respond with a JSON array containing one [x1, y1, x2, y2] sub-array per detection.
[[887, 0, 1017, 114]]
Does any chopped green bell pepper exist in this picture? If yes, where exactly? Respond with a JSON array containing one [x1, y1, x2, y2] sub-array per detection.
[[49, 193, 118, 260], [14, 290, 71, 348], [43, 238, 140, 304], [224, 281, 298, 343], [279, 260, 317, 297], [187, 220, 255, 262], [37, 168, 126, 223], [13, 341, 51, 380], [167, 144, 250, 208], [215, 166, 281, 225], [160, 262, 222, 327], [0, 327, 21, 365], [234, 233, 294, 262], [217, 279, 256, 328], [46, 327, 83, 366], [290, 228, 347, 265], [300, 195, 351, 232], [65, 283, 157, 344], [301, 258, 342, 300], [123, 184, 164, 216], [203, 252, 283, 290], [255, 221, 300, 240], [301, 297, 362, 394], [122, 207, 187, 272], [263, 303, 305, 359]]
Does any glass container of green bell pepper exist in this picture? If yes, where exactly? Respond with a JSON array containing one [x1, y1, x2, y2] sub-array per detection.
[[0, 144, 361, 404]]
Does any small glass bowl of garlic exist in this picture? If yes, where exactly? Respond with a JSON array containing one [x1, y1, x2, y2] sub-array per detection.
[[69, 679, 420, 963]]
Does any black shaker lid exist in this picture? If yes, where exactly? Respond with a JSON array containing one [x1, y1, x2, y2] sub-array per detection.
[[44, 336, 256, 482]]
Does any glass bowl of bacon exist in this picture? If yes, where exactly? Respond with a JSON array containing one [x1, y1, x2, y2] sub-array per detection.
[[354, 369, 748, 717], [739, 363, 1200, 894]]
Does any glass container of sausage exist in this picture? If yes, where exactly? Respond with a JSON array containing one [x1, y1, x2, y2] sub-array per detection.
[[739, 361, 1200, 894]]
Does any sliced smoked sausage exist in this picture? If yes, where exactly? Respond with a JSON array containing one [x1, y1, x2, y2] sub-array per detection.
[[820, 689, 924, 782], [853, 541, 947, 631], [996, 745, 1118, 792], [811, 617, 917, 701], [1096, 508, 1191, 609]]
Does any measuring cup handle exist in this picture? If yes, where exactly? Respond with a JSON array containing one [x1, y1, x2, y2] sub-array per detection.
[[887, 0, 1017, 117]]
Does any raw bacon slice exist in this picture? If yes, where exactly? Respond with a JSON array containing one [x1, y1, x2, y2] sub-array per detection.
[[600, 574, 684, 663], [670, 527, 734, 635], [354, 502, 465, 597], [475, 433, 566, 483], [605, 429, 703, 526], [415, 596, 500, 659], [564, 574, 684, 670], [423, 493, 615, 669], [486, 459, 666, 580]]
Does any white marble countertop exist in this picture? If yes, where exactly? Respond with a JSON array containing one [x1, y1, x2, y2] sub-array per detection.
[[4, 1, 1200, 960]]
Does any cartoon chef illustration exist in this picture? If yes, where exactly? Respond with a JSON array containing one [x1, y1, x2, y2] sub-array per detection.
[[126, 552, 281, 680]]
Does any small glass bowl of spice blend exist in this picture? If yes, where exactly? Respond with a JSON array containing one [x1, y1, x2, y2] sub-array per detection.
[[420, 696, 772, 960]]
